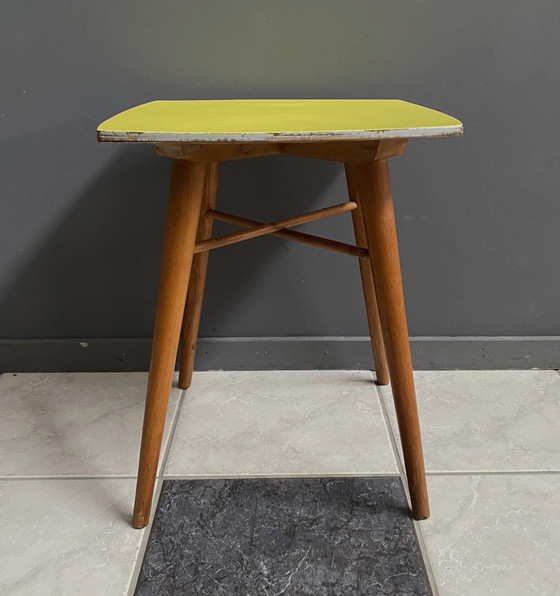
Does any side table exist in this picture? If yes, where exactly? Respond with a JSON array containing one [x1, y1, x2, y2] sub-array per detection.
[[98, 99, 462, 528]]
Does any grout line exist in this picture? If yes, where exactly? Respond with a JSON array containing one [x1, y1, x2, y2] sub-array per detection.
[[125, 477, 164, 596], [161, 472, 401, 480], [375, 383, 404, 478], [410, 511, 440, 596], [375, 382, 440, 596], [426, 470, 560, 476], [126, 383, 188, 595], [0, 475, 141, 481], [157, 384, 189, 478], [3, 469, 557, 482]]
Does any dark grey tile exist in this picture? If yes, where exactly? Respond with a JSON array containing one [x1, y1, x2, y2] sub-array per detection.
[[135, 477, 431, 596]]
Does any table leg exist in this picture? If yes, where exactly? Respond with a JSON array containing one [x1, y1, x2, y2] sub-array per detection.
[[345, 159, 430, 520], [132, 159, 207, 529], [345, 164, 390, 386], [178, 162, 220, 389]]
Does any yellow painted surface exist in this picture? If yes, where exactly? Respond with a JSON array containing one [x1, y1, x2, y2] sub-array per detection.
[[98, 100, 462, 141]]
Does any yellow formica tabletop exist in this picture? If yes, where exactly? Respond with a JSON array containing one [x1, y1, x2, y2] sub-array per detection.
[[97, 99, 463, 144]]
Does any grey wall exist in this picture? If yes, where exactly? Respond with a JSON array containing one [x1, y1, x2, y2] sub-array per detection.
[[1, 1, 560, 369]]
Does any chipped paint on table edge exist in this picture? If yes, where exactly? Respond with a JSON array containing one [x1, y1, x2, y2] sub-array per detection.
[[97, 125, 463, 144]]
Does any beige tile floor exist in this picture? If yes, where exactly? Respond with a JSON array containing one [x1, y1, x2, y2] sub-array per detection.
[[1, 369, 559, 595]]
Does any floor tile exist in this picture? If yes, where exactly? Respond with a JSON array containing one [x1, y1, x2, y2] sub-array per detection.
[[136, 477, 431, 595], [0, 372, 181, 476], [381, 370, 560, 472], [420, 474, 560, 595], [0, 478, 143, 596], [165, 371, 397, 477]]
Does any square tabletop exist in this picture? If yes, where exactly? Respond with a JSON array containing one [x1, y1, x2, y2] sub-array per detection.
[[97, 99, 462, 144]]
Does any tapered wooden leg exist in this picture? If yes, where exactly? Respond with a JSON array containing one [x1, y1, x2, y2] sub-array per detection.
[[178, 162, 219, 390], [345, 164, 390, 386], [346, 159, 430, 520], [132, 159, 207, 529]]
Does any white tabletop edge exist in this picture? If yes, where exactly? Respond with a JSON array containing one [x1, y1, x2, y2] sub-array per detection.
[[97, 124, 463, 144]]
